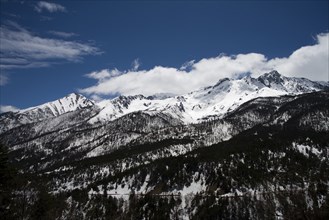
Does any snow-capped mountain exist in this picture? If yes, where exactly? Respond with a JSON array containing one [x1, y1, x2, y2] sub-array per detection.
[[89, 71, 329, 124], [1, 71, 328, 133], [257, 70, 328, 92], [0, 93, 94, 133], [1, 71, 327, 133], [1, 71, 329, 219], [20, 92, 94, 117]]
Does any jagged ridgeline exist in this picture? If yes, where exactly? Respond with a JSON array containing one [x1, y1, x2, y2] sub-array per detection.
[[1, 71, 329, 219]]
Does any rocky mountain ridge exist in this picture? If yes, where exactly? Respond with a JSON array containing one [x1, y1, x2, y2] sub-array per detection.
[[2, 71, 328, 131]]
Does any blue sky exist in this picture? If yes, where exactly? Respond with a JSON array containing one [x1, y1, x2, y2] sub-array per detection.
[[0, 0, 328, 111]]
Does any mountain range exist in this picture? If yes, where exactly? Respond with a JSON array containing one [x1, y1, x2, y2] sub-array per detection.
[[2, 70, 328, 128], [1, 70, 329, 219]]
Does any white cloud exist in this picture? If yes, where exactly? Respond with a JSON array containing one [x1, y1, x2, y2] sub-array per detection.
[[48, 31, 77, 38], [0, 105, 20, 113], [180, 60, 195, 71], [265, 33, 329, 81], [90, 94, 103, 102], [86, 69, 122, 82], [0, 21, 100, 70], [35, 1, 66, 13], [131, 58, 140, 71], [0, 74, 8, 86], [80, 32, 329, 97]]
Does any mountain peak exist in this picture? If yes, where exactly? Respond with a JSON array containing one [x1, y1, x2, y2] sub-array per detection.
[[63, 92, 91, 103], [259, 70, 283, 79], [65, 92, 82, 98], [267, 70, 281, 76], [213, 78, 230, 88], [19, 92, 94, 117], [257, 70, 285, 87]]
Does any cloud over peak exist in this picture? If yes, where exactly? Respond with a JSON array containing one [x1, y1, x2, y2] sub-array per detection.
[[80, 33, 329, 97], [35, 1, 66, 13], [0, 105, 20, 113], [131, 58, 140, 71], [266, 33, 329, 81]]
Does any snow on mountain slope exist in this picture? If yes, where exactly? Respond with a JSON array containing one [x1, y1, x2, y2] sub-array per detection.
[[0, 93, 94, 133], [20, 93, 94, 117], [257, 71, 328, 92], [89, 71, 329, 124], [2, 71, 328, 130]]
